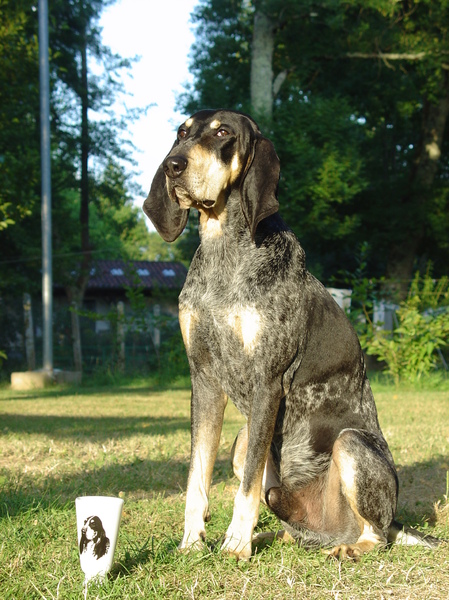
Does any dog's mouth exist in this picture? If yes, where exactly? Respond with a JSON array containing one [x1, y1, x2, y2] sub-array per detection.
[[171, 186, 216, 210], [171, 186, 192, 209]]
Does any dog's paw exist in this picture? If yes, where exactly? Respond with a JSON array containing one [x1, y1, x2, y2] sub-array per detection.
[[221, 530, 252, 561], [322, 543, 363, 561], [178, 530, 206, 553]]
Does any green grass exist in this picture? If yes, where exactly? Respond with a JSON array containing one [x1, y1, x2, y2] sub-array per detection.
[[0, 378, 448, 599]]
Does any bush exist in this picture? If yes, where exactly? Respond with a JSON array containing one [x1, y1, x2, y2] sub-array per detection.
[[362, 271, 449, 384]]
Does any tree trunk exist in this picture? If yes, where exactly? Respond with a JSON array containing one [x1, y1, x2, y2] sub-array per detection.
[[250, 11, 275, 124], [23, 293, 35, 371], [386, 72, 449, 299], [116, 301, 125, 373], [80, 30, 90, 263], [65, 12, 92, 373], [70, 299, 83, 373]]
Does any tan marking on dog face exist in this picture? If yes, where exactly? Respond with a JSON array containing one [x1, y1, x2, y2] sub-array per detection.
[[227, 306, 262, 353], [210, 119, 221, 129], [185, 117, 193, 128], [184, 145, 231, 201], [179, 307, 197, 349]]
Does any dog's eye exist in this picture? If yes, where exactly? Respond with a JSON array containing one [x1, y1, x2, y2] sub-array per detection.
[[178, 128, 188, 139], [216, 128, 229, 137]]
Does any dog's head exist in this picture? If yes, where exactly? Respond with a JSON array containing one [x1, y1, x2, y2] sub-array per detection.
[[143, 109, 280, 242], [81, 515, 105, 543]]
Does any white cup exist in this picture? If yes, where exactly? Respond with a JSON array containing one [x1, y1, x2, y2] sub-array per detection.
[[75, 495, 124, 583]]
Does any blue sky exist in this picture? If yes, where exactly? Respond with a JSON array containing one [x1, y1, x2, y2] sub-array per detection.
[[100, 0, 200, 203]]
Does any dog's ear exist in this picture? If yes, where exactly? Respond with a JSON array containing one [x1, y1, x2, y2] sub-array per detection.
[[240, 136, 280, 240], [143, 163, 189, 242]]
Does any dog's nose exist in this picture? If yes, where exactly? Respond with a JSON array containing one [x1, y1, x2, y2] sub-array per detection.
[[163, 155, 187, 178]]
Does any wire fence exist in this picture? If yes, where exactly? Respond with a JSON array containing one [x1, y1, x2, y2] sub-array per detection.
[[0, 293, 188, 378]]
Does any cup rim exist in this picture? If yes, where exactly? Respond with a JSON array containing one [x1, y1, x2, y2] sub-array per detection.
[[75, 495, 124, 503]]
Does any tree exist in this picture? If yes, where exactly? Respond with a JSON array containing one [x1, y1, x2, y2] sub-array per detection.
[[48, 0, 138, 370], [90, 161, 149, 260], [0, 0, 149, 374], [179, 0, 449, 291], [0, 0, 40, 233]]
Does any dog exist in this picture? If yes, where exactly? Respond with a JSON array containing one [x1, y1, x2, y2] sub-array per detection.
[[79, 515, 110, 560], [143, 109, 441, 561]]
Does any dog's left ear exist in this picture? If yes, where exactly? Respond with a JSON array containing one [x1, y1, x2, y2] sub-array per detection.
[[143, 163, 189, 243], [240, 136, 280, 240]]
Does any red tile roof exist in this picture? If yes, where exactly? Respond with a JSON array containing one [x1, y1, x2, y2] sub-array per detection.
[[87, 260, 187, 291]]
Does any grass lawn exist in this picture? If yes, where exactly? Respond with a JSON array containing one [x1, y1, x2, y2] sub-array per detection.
[[0, 378, 448, 599]]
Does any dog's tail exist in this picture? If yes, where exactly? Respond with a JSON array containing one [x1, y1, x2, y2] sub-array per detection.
[[388, 520, 443, 549]]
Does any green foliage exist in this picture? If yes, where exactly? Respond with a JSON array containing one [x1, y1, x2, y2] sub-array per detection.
[[331, 242, 382, 337], [142, 217, 200, 267], [362, 271, 449, 384], [0, 0, 149, 299], [0, 0, 40, 232], [180, 0, 449, 282], [178, 0, 253, 114], [72, 267, 189, 378], [90, 161, 149, 260]]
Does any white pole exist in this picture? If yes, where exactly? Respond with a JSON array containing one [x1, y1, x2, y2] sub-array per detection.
[[38, 0, 53, 373]]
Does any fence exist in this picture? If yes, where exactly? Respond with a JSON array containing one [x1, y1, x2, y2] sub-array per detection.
[[0, 293, 188, 378]]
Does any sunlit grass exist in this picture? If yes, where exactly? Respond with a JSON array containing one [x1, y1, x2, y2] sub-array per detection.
[[0, 379, 448, 599]]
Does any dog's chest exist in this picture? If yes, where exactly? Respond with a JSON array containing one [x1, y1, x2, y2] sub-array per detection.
[[179, 251, 270, 364], [223, 305, 263, 353], [179, 294, 265, 359]]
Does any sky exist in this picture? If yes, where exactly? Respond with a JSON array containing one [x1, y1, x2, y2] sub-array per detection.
[[99, 0, 200, 206]]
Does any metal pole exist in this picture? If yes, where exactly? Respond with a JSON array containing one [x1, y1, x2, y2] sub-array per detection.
[[38, 0, 53, 373]]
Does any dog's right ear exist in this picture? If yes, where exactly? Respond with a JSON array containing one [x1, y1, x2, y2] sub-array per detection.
[[143, 163, 189, 242]]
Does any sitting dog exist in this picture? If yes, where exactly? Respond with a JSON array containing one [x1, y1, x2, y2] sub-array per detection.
[[143, 109, 440, 560]]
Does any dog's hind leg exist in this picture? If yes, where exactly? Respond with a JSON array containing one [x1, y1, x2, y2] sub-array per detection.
[[267, 428, 399, 559], [321, 428, 399, 559]]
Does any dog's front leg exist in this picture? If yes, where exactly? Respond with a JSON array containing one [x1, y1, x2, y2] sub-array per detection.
[[179, 377, 227, 552], [222, 385, 282, 560]]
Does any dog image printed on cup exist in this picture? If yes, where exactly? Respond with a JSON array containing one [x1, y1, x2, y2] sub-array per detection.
[[79, 515, 110, 560], [79, 514, 111, 580]]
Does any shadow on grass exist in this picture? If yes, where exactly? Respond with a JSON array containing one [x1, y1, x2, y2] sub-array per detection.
[[2, 456, 446, 529], [1, 413, 190, 440], [0, 382, 189, 402], [396, 459, 449, 526], [110, 534, 181, 579], [0, 454, 234, 520]]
